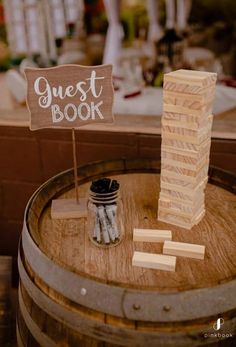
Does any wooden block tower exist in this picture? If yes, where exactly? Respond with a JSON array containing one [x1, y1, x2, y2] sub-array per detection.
[[158, 69, 217, 229]]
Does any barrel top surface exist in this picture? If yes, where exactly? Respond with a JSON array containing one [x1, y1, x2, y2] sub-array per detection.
[[32, 167, 236, 292]]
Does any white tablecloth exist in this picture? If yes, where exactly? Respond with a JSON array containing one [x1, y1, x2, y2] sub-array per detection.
[[113, 85, 236, 116]]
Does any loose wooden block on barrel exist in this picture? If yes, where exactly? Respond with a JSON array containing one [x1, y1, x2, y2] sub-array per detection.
[[133, 228, 172, 242], [132, 251, 176, 271], [163, 241, 205, 260], [18, 159, 236, 347]]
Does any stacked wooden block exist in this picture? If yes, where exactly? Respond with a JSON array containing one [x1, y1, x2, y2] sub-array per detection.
[[158, 69, 217, 229]]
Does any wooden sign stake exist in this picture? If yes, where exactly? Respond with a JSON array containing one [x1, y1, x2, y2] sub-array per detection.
[[25, 64, 114, 220], [51, 128, 87, 219], [72, 128, 79, 203]]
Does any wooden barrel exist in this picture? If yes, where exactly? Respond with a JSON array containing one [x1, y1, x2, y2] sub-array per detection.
[[17, 158, 236, 347]]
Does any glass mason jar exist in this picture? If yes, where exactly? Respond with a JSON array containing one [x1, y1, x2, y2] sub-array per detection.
[[86, 178, 124, 248]]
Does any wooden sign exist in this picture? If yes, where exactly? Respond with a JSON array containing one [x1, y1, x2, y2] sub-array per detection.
[[25, 64, 114, 130], [25, 64, 114, 220]]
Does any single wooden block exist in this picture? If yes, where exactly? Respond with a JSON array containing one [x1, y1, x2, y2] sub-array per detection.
[[163, 103, 214, 119], [159, 195, 205, 216], [161, 139, 211, 160], [158, 202, 204, 222], [160, 188, 204, 204], [164, 88, 215, 103], [163, 93, 215, 113], [161, 155, 209, 171], [164, 69, 217, 92], [160, 176, 208, 195], [163, 103, 207, 117], [51, 198, 88, 219], [132, 251, 176, 272], [161, 137, 211, 153], [161, 172, 208, 190], [163, 78, 209, 93], [161, 161, 209, 180], [162, 117, 209, 131], [162, 111, 211, 127], [159, 191, 205, 207], [133, 228, 172, 242], [161, 125, 211, 145], [161, 183, 204, 202], [158, 213, 193, 230], [160, 189, 205, 206], [160, 163, 209, 185], [161, 121, 212, 142], [161, 146, 210, 165], [158, 205, 205, 222], [158, 205, 205, 229], [163, 241, 205, 260], [161, 166, 208, 186]]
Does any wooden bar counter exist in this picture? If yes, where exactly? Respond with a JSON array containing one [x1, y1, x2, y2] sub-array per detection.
[[0, 73, 236, 284]]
